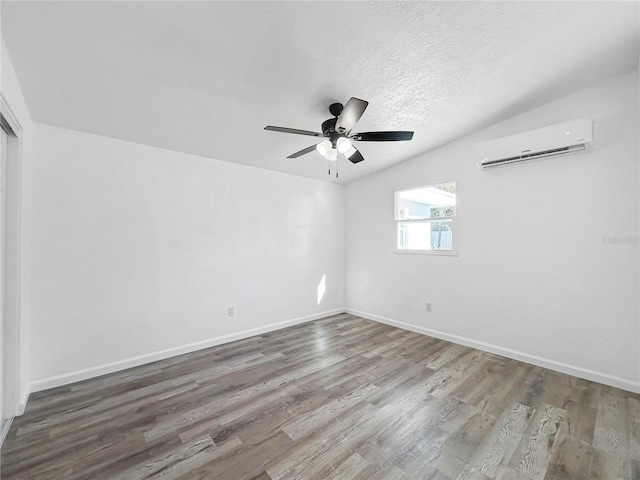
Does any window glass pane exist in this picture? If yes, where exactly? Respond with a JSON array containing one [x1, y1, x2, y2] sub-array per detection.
[[395, 183, 456, 220], [397, 220, 454, 251]]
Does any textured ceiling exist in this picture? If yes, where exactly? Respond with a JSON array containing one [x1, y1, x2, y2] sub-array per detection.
[[2, 1, 639, 184]]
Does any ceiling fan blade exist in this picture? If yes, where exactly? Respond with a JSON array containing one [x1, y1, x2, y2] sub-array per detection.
[[347, 146, 365, 164], [287, 145, 318, 159], [335, 97, 368, 133], [264, 126, 323, 137], [352, 131, 414, 141]]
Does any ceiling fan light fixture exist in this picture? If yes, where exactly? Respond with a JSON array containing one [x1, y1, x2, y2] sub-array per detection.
[[316, 139, 332, 157], [336, 137, 352, 154], [327, 148, 338, 162]]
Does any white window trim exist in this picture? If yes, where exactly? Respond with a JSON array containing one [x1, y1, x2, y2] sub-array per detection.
[[393, 183, 458, 256]]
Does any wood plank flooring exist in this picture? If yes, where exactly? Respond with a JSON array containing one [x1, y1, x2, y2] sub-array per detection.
[[2, 314, 639, 479]]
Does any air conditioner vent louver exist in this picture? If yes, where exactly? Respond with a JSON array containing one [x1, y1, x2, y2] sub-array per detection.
[[477, 118, 592, 169], [480, 144, 586, 167]]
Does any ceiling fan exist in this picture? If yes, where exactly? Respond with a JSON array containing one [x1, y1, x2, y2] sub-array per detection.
[[264, 97, 414, 168]]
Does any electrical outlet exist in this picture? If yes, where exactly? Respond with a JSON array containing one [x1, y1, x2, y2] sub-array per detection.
[[227, 305, 236, 317], [425, 302, 432, 312]]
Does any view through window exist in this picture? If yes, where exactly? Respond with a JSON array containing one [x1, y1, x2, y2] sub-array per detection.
[[395, 182, 456, 254]]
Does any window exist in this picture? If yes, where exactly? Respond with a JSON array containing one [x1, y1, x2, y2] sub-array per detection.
[[395, 182, 457, 254]]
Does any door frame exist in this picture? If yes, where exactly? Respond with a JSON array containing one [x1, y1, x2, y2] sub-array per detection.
[[0, 92, 23, 443]]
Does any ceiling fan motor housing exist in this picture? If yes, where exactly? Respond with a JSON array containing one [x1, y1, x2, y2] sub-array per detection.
[[321, 117, 338, 136]]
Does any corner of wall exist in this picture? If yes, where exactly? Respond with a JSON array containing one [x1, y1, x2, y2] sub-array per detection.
[[18, 385, 30, 416]]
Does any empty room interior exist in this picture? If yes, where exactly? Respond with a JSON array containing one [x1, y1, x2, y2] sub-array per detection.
[[1, 1, 639, 479]]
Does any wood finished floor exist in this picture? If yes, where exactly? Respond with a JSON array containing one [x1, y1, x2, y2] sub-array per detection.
[[2, 314, 639, 480]]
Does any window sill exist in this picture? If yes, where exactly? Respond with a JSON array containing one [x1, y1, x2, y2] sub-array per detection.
[[394, 249, 458, 256]]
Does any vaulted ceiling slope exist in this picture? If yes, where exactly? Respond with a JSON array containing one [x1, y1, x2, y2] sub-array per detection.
[[2, 1, 639, 183]]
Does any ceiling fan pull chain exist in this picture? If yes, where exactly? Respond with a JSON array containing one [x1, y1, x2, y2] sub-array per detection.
[[328, 159, 330, 176], [336, 159, 339, 179]]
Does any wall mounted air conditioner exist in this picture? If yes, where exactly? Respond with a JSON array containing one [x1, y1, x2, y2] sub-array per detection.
[[477, 118, 592, 169]]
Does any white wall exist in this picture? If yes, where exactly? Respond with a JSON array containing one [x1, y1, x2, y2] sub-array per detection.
[[28, 124, 344, 389], [1, 37, 34, 414], [345, 70, 640, 392], [12, 65, 640, 395]]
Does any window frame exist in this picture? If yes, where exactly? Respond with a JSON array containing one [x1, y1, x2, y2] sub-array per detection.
[[393, 182, 458, 256]]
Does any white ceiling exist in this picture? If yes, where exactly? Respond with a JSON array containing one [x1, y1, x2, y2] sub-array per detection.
[[2, 1, 638, 184]]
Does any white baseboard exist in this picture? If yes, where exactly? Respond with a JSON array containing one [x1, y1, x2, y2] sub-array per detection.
[[347, 308, 640, 394], [28, 307, 639, 396], [1, 417, 13, 449], [30, 308, 345, 393]]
